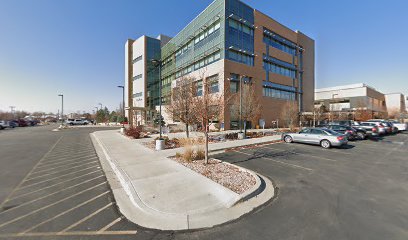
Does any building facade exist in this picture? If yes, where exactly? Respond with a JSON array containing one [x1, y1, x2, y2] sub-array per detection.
[[315, 83, 388, 118], [384, 93, 407, 115], [126, 0, 315, 129]]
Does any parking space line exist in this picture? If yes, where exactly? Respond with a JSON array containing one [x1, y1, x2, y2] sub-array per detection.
[[98, 217, 122, 232], [0, 136, 63, 211], [8, 170, 103, 201], [29, 157, 98, 174], [19, 165, 100, 190], [60, 203, 113, 232], [0, 175, 105, 215], [39, 154, 96, 165], [21, 191, 110, 233], [259, 146, 337, 162], [35, 156, 97, 169], [25, 161, 99, 181], [0, 230, 137, 238], [46, 150, 96, 159], [235, 150, 313, 171], [0, 182, 107, 229], [266, 143, 352, 155]]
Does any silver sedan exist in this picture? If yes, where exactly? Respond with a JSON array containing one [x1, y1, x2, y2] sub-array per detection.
[[282, 128, 348, 149]]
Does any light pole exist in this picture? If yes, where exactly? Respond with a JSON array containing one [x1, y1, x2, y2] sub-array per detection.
[[58, 94, 64, 126], [331, 93, 338, 122], [95, 107, 98, 125], [238, 75, 247, 139], [151, 59, 164, 150], [117, 85, 125, 128]]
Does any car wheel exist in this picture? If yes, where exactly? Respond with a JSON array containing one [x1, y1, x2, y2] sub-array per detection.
[[320, 140, 331, 149], [357, 132, 365, 140], [284, 135, 293, 143]]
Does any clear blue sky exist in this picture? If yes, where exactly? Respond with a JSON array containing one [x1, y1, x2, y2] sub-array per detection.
[[1, 0, 407, 113]]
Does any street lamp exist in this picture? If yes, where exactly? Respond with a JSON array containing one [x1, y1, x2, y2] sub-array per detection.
[[151, 59, 164, 150], [331, 93, 339, 122], [58, 94, 64, 126], [95, 106, 99, 125], [117, 85, 125, 128], [239, 75, 247, 139]]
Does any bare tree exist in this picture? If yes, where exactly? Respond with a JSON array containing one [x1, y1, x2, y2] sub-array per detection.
[[280, 101, 299, 131], [230, 83, 262, 135], [166, 76, 196, 138], [191, 70, 225, 164]]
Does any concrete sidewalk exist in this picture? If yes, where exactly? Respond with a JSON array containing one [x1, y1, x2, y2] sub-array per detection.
[[91, 130, 277, 230]]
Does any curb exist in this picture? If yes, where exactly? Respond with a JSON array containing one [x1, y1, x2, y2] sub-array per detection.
[[90, 131, 276, 231]]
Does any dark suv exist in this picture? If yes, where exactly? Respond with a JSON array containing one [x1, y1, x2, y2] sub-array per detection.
[[318, 124, 361, 140]]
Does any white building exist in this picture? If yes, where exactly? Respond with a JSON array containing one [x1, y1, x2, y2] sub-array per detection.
[[385, 93, 407, 115], [315, 83, 387, 114]]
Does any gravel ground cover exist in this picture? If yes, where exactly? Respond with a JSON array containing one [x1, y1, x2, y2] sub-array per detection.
[[172, 158, 256, 194]]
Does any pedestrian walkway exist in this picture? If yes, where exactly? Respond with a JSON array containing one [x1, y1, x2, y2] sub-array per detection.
[[91, 130, 277, 230]]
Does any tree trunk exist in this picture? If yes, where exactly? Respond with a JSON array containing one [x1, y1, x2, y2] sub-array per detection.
[[185, 123, 189, 138], [204, 128, 209, 165]]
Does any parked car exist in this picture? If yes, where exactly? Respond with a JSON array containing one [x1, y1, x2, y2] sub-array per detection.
[[9, 120, 19, 128], [16, 119, 28, 127], [66, 119, 88, 126], [352, 122, 379, 138], [282, 127, 348, 149], [389, 120, 407, 132], [361, 121, 387, 135], [0, 120, 10, 130], [318, 124, 362, 140]]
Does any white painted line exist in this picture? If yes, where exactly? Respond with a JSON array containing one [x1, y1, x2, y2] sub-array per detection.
[[18, 165, 99, 190], [21, 191, 110, 233], [259, 146, 337, 162], [235, 150, 313, 171], [35, 156, 97, 169], [97, 217, 122, 232], [8, 170, 103, 201], [60, 203, 113, 232], [0, 175, 105, 216], [25, 161, 99, 181], [29, 157, 98, 174], [46, 150, 95, 159], [0, 182, 107, 229], [0, 136, 63, 210], [0, 230, 137, 237], [39, 154, 96, 165], [267, 143, 352, 155]]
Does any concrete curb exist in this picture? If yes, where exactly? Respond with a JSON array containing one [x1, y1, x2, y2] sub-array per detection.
[[90, 132, 276, 231]]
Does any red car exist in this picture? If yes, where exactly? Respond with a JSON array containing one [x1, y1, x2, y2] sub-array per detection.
[[17, 119, 28, 127]]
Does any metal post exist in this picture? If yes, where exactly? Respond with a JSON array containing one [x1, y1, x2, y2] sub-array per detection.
[[239, 75, 243, 133], [117, 86, 125, 128], [159, 61, 162, 139], [58, 94, 64, 125]]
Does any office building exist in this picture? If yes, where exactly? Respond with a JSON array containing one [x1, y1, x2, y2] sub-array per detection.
[[385, 93, 407, 115], [125, 0, 315, 129], [315, 83, 391, 120]]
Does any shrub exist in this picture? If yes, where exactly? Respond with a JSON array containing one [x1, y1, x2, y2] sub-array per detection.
[[125, 126, 142, 139], [193, 147, 205, 160], [183, 146, 194, 162], [225, 132, 238, 140], [175, 152, 182, 158]]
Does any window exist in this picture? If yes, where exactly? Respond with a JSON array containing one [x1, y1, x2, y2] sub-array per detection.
[[194, 20, 221, 46], [133, 74, 142, 81], [311, 129, 326, 135], [227, 49, 254, 66], [132, 55, 142, 64], [195, 80, 203, 96], [262, 81, 296, 100], [263, 60, 296, 78], [133, 92, 143, 98], [263, 28, 297, 55], [208, 74, 219, 93]]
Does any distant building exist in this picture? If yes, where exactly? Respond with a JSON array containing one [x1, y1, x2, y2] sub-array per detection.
[[315, 83, 387, 116], [125, 0, 315, 129], [384, 93, 407, 115]]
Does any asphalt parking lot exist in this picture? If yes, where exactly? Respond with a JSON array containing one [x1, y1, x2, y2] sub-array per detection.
[[1, 126, 407, 240], [193, 132, 408, 240]]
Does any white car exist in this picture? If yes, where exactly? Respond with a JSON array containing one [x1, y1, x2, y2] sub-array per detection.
[[390, 121, 407, 131], [0, 120, 10, 130]]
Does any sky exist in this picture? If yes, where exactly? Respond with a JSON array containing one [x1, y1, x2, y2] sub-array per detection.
[[0, 0, 407, 114]]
